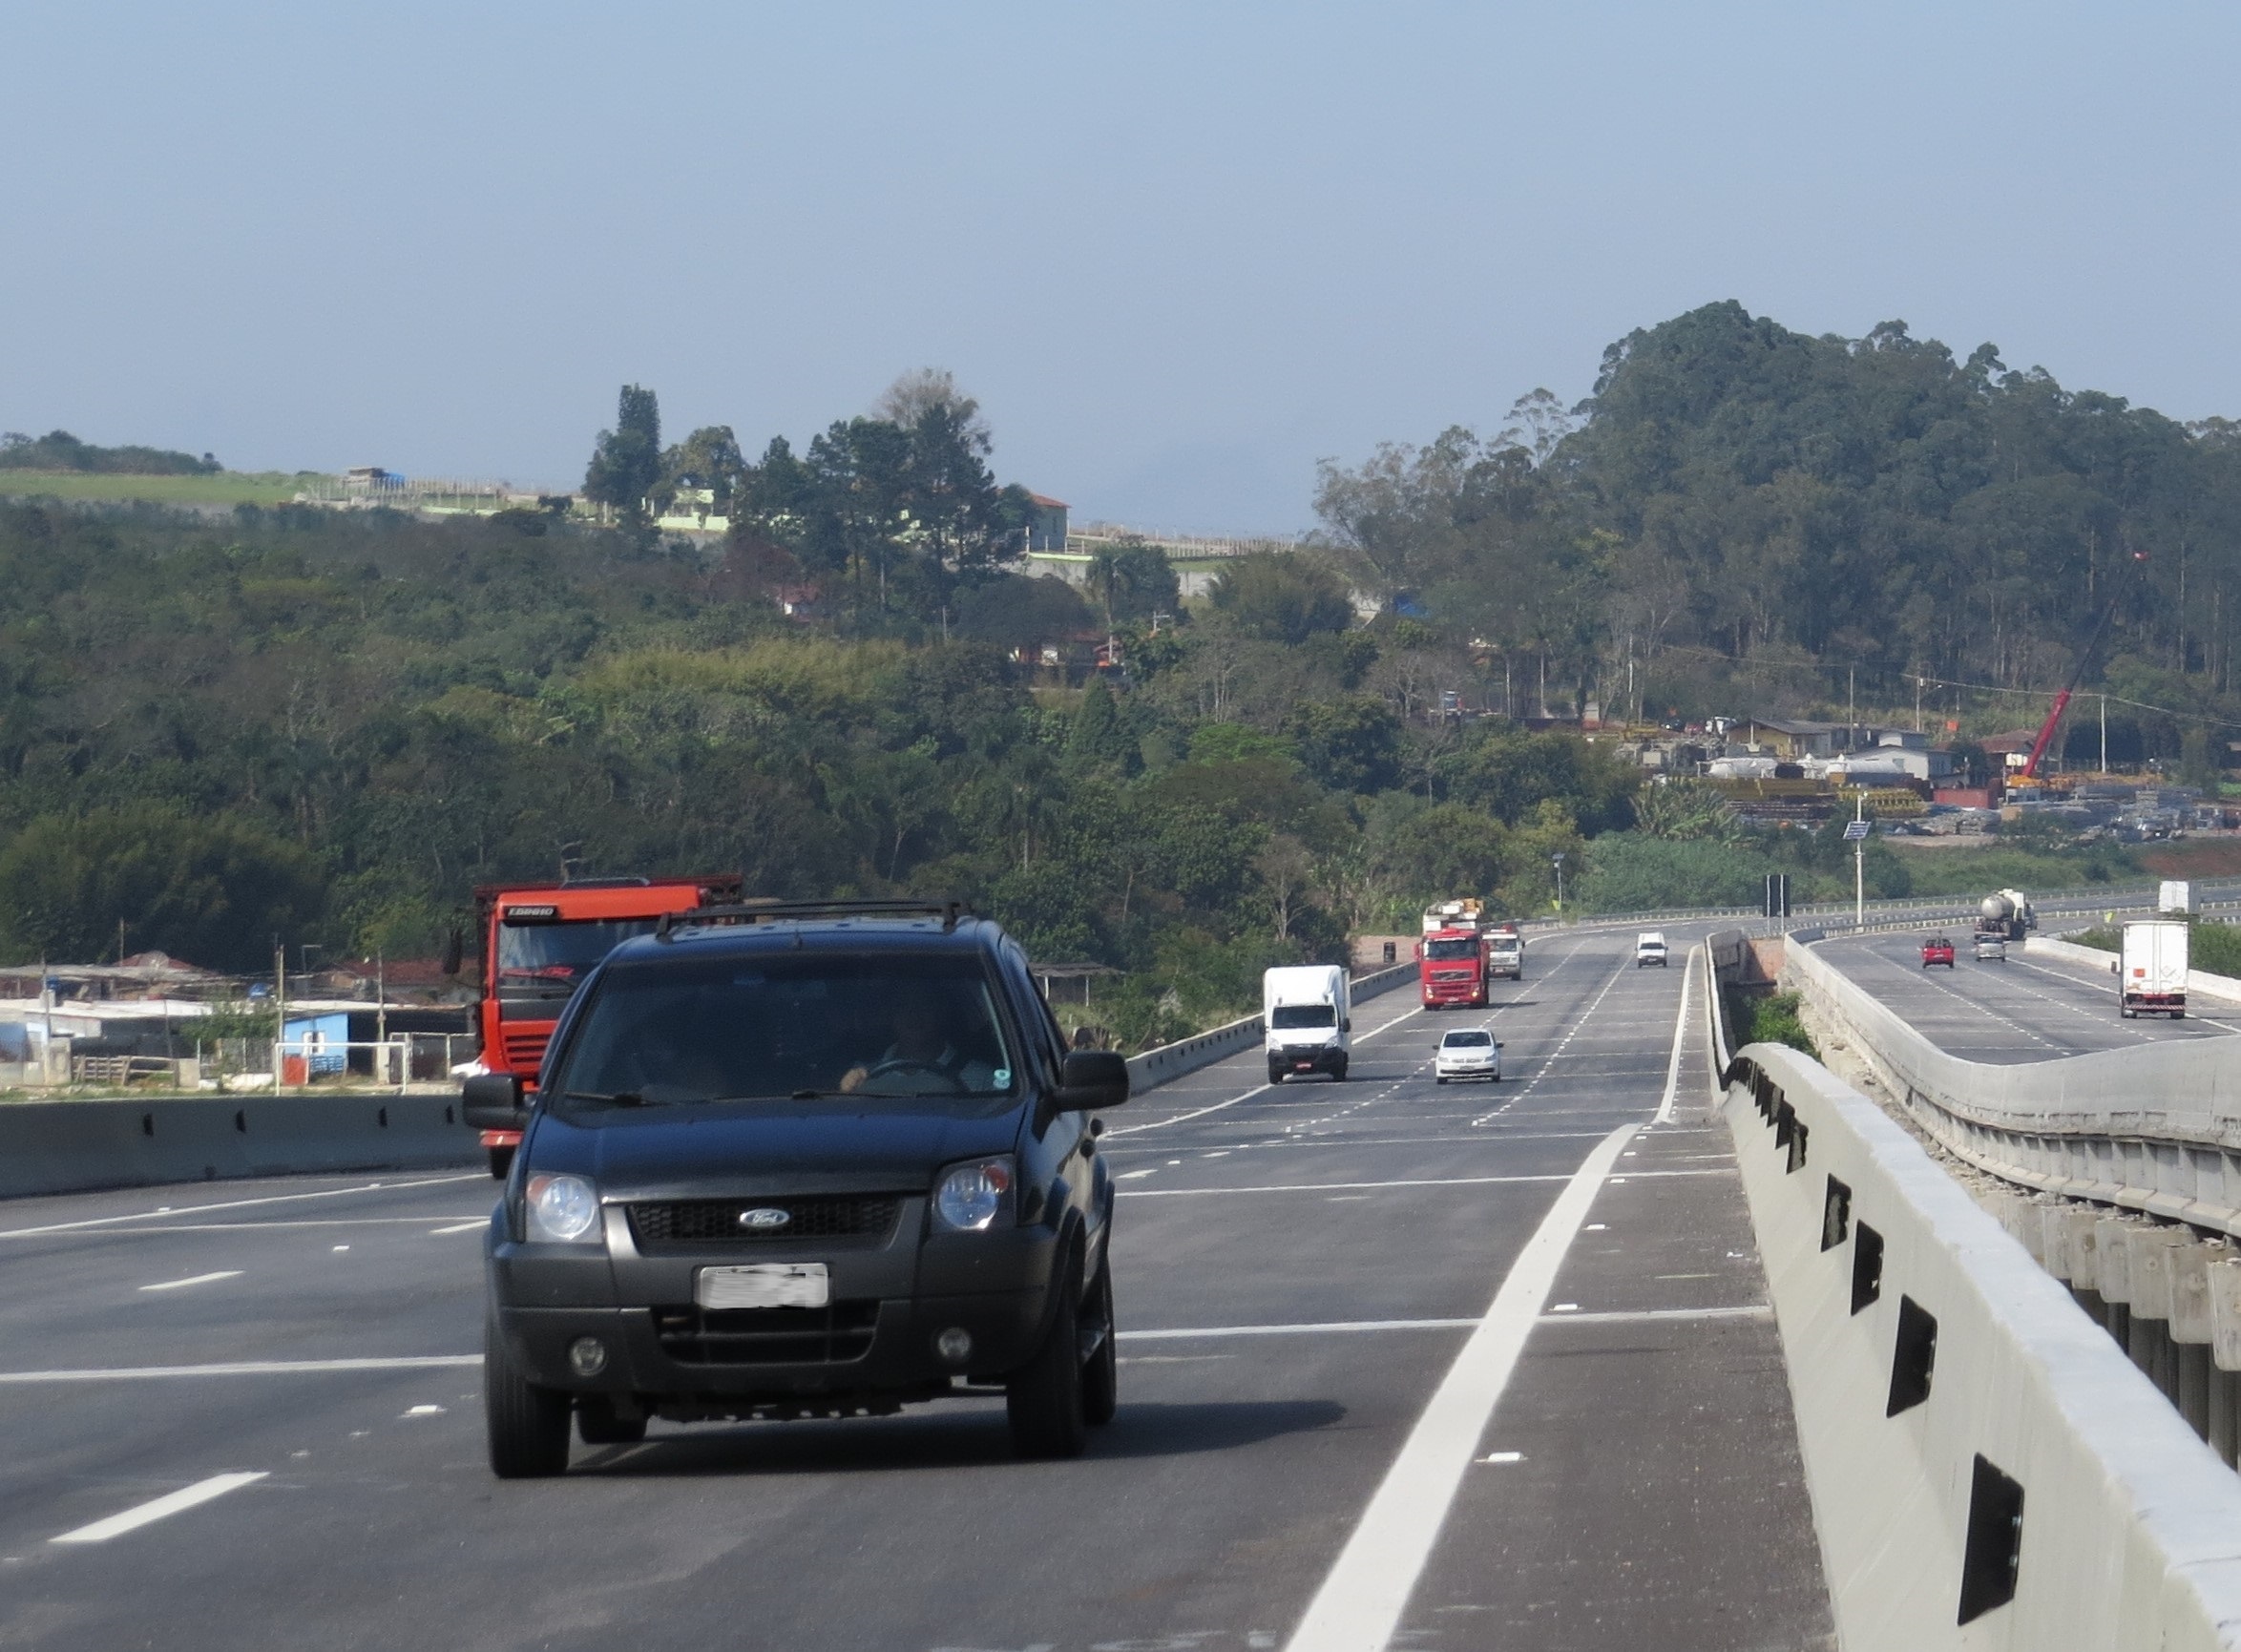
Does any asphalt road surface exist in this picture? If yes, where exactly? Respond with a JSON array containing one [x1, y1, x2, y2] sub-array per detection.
[[0, 925, 1832, 1652], [1814, 931, 2241, 1062]]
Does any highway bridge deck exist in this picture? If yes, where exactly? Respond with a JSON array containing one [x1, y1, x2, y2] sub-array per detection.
[[0, 926, 1831, 1651], [1813, 931, 2241, 1062]]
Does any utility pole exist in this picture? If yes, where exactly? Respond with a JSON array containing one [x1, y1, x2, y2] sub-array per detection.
[[1914, 674, 1923, 734], [2100, 694, 2108, 775], [1847, 665, 1856, 750], [1854, 793, 1867, 929], [1551, 852, 1565, 915], [274, 944, 287, 1096], [375, 951, 388, 1088]]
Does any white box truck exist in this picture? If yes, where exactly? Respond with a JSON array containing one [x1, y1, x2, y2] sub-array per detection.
[[2160, 880, 2197, 916], [1264, 964, 1351, 1083], [2121, 918, 2189, 1018]]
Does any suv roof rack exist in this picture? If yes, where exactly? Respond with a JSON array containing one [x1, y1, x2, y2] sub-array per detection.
[[656, 898, 970, 940]]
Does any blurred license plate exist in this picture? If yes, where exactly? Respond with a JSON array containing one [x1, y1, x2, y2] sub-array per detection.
[[696, 1263, 828, 1310]]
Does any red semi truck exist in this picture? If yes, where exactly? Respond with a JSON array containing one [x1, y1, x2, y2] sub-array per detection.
[[1417, 899, 1493, 1009], [471, 873, 742, 1176]]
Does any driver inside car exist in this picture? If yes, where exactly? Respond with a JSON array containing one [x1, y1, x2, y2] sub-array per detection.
[[838, 986, 997, 1095]]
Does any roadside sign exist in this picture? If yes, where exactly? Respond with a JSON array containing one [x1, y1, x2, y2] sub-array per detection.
[[1843, 820, 1872, 841], [1764, 872, 1791, 918]]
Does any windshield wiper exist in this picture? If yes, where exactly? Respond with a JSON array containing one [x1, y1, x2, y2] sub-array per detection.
[[560, 1089, 668, 1108]]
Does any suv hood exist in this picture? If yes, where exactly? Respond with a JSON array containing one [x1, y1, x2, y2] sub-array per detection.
[[528, 1098, 1024, 1200]]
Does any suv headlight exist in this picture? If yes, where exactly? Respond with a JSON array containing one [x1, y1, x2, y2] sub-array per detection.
[[932, 1156, 1016, 1233], [525, 1173, 602, 1244]]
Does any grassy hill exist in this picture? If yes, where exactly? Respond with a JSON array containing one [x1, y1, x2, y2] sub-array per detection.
[[0, 470, 319, 507]]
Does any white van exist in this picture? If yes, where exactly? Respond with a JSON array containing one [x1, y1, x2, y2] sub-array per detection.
[[1264, 964, 1351, 1083], [1635, 932, 1669, 968]]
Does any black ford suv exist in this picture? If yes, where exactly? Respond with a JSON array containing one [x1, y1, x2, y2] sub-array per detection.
[[460, 900, 1129, 1477]]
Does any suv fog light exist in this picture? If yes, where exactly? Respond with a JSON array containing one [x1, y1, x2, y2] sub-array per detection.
[[935, 1327, 974, 1363], [568, 1336, 608, 1377]]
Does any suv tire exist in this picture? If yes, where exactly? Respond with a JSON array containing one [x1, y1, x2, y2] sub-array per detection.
[[1008, 1262, 1088, 1459], [577, 1397, 647, 1446], [484, 1316, 572, 1478], [1080, 1256, 1118, 1427]]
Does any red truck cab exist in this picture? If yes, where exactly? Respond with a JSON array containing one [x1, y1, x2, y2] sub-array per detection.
[[472, 874, 742, 1176], [1417, 928, 1490, 1008]]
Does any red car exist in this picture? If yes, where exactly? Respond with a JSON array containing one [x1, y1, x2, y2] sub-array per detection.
[[1920, 935, 1956, 968]]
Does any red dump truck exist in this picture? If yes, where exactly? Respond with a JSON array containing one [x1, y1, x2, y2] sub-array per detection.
[[471, 873, 742, 1175], [1417, 899, 1494, 1009]]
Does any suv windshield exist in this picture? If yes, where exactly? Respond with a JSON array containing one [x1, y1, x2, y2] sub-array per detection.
[[1425, 938, 1479, 960], [1269, 1004, 1335, 1029], [548, 951, 1019, 1108], [498, 918, 661, 993]]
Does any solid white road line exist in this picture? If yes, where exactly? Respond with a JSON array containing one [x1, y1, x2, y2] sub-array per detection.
[[0, 1173, 487, 1240], [1654, 948, 1698, 1125], [1123, 1319, 1477, 1340], [429, 1221, 487, 1235], [0, 1355, 482, 1383], [1531, 1304, 1770, 1325], [50, 1472, 267, 1544], [1282, 1119, 1639, 1652], [136, 1271, 241, 1292], [1104, 1082, 1271, 1137]]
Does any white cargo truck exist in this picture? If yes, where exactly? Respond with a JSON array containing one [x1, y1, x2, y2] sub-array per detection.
[[1264, 964, 1351, 1083], [2121, 918, 2189, 1018], [2159, 880, 2198, 916]]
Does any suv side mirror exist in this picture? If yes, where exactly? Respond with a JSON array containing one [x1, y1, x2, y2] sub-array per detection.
[[1056, 1049, 1129, 1111], [461, 1072, 526, 1130]]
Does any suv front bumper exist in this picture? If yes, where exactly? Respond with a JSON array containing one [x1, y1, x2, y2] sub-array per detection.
[[488, 1211, 1067, 1399]]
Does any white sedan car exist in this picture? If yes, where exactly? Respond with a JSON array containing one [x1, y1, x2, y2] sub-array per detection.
[[1435, 1028, 1502, 1083]]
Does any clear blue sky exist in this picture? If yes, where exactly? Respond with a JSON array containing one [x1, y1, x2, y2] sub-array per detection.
[[6, 2, 2237, 534]]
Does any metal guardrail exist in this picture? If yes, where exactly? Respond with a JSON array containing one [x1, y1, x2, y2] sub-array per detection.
[[1787, 938, 2241, 1242]]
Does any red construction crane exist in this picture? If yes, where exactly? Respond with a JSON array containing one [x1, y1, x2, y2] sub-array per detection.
[[2014, 555, 2142, 787]]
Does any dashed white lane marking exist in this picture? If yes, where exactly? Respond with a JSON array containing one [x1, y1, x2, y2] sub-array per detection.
[[50, 1472, 267, 1544], [1283, 1120, 1640, 1652], [429, 1221, 486, 1235], [136, 1271, 241, 1292], [0, 1174, 487, 1240], [1472, 955, 1644, 1126], [1123, 1173, 1569, 1197]]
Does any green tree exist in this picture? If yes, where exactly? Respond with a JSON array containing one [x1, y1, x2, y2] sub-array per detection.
[[1207, 552, 1355, 644], [660, 425, 747, 513], [1288, 695, 1402, 793], [1084, 537, 1181, 626], [584, 385, 663, 522], [0, 806, 328, 973]]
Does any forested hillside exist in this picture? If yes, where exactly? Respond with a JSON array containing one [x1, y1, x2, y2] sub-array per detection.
[[1316, 302, 2241, 763], [0, 495, 1644, 1039], [5, 303, 2218, 1035]]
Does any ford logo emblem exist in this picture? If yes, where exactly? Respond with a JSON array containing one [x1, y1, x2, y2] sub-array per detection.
[[738, 1207, 791, 1230]]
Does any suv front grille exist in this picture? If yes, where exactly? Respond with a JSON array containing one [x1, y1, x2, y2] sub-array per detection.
[[654, 1302, 880, 1366], [627, 1196, 904, 1252]]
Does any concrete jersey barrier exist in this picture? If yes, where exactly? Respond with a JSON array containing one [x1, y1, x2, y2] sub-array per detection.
[[1720, 1039, 2241, 1649], [1121, 960, 1415, 1094], [0, 961, 1424, 1201], [0, 1093, 474, 1200]]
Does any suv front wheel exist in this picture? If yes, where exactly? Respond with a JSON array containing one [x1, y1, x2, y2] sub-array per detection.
[[484, 1315, 572, 1478], [1008, 1261, 1089, 1458]]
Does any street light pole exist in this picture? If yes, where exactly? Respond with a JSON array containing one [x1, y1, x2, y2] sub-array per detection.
[[1552, 852, 1565, 915]]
